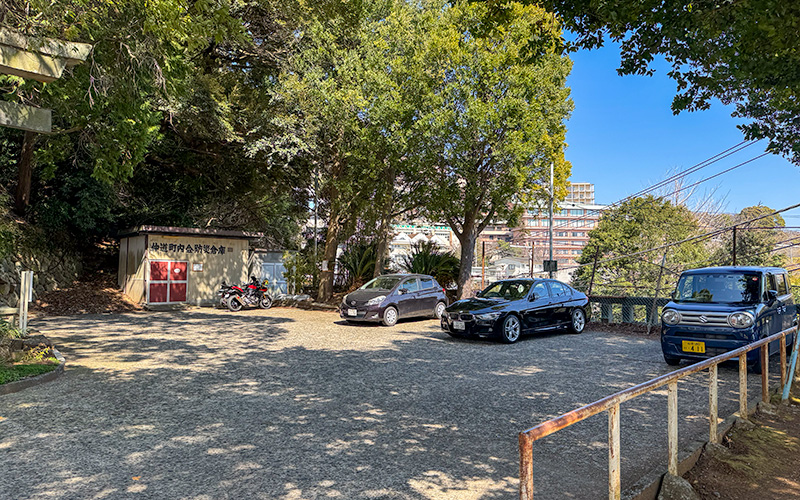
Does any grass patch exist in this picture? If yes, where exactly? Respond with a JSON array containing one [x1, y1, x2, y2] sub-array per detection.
[[0, 359, 59, 384]]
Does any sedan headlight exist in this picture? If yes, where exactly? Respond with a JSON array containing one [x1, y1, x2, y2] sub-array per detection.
[[366, 295, 386, 306], [476, 312, 501, 321], [728, 312, 754, 329], [662, 309, 681, 326]]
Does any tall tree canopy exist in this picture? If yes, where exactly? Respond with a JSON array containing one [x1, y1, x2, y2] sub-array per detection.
[[417, 0, 573, 298], [506, 0, 800, 163]]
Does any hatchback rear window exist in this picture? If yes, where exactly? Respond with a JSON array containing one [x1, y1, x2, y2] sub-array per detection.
[[420, 278, 433, 289]]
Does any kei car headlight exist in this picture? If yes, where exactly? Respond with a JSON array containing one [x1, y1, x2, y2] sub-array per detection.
[[728, 312, 754, 329], [662, 309, 681, 326], [476, 312, 501, 321], [366, 295, 386, 306]]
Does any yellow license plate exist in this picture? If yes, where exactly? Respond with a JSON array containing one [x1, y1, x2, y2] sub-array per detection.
[[682, 340, 705, 354]]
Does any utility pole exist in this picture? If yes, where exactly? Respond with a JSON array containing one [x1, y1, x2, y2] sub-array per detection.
[[530, 241, 535, 278], [732, 226, 737, 266], [548, 162, 554, 279], [481, 241, 486, 289]]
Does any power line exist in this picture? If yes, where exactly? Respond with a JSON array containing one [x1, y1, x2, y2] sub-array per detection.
[[560, 201, 800, 272], [541, 140, 760, 231]]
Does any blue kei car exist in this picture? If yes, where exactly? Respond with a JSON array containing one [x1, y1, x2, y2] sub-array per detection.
[[661, 266, 797, 373]]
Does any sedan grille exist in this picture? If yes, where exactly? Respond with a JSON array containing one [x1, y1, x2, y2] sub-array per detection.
[[448, 312, 474, 321], [678, 311, 729, 327]]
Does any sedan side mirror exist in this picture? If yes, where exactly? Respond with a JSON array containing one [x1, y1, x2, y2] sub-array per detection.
[[670, 291, 676, 299], [398, 288, 408, 295], [528, 293, 537, 301]]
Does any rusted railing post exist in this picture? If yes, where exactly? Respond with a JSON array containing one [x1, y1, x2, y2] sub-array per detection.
[[739, 354, 748, 417], [781, 336, 787, 388], [519, 434, 533, 500], [608, 404, 621, 500], [761, 345, 769, 403], [708, 364, 718, 443], [667, 381, 678, 475]]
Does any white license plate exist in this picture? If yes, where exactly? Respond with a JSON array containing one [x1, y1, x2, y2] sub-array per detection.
[[453, 320, 465, 330], [347, 309, 357, 317]]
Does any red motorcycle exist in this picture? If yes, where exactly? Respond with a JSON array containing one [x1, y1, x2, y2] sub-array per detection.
[[225, 276, 273, 311]]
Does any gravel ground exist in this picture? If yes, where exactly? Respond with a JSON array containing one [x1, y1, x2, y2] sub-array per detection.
[[0, 308, 783, 499]]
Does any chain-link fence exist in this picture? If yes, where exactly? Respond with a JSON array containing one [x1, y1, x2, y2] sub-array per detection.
[[570, 225, 800, 332]]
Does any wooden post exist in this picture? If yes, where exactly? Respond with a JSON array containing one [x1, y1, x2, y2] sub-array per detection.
[[647, 251, 668, 334], [780, 336, 787, 389], [588, 247, 599, 296], [739, 354, 748, 417], [709, 364, 718, 443], [608, 404, 621, 500], [667, 380, 678, 476], [518, 434, 533, 500], [761, 345, 769, 403]]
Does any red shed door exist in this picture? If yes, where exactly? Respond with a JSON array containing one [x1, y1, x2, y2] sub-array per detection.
[[149, 260, 188, 303]]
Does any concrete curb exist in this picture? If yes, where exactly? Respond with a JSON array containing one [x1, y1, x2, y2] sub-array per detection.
[[0, 347, 65, 396]]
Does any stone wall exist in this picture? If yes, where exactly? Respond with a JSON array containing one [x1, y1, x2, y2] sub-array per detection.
[[0, 249, 82, 308]]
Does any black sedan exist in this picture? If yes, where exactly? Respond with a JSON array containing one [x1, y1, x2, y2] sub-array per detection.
[[441, 278, 589, 343], [340, 274, 449, 326]]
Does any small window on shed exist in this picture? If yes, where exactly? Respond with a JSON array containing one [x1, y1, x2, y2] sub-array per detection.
[[420, 277, 433, 289]]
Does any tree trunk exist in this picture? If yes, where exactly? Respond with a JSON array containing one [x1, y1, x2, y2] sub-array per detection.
[[14, 131, 36, 215], [455, 219, 477, 300], [373, 210, 391, 278], [317, 199, 342, 303]]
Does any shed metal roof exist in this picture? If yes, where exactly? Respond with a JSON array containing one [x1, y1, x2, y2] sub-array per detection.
[[119, 225, 263, 240]]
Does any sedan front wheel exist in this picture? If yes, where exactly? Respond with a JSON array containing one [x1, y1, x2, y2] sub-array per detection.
[[500, 315, 521, 344]]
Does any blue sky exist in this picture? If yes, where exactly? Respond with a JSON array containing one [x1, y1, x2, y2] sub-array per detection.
[[564, 43, 800, 223]]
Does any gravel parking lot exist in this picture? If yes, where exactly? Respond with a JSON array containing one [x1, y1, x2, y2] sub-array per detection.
[[0, 308, 781, 499]]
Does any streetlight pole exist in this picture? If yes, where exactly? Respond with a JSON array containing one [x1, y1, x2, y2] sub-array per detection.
[[548, 162, 554, 279]]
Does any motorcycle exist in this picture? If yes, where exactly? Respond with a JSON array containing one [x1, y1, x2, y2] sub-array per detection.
[[218, 281, 235, 308], [225, 276, 273, 311]]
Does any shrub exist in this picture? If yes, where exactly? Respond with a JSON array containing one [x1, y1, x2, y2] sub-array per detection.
[[399, 241, 460, 288]]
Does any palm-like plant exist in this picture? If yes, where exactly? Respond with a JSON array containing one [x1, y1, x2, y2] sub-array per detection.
[[399, 241, 460, 288], [337, 241, 379, 289]]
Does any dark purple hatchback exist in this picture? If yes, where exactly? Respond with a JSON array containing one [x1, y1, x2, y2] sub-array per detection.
[[340, 274, 449, 326]]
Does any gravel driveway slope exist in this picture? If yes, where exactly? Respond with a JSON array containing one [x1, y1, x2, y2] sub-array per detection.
[[0, 308, 777, 499]]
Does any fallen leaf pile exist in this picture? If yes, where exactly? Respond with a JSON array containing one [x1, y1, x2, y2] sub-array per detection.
[[32, 272, 142, 316]]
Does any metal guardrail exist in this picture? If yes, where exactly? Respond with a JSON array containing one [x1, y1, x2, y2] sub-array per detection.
[[518, 325, 800, 500]]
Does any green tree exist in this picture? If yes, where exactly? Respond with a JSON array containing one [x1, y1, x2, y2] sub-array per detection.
[[515, 0, 800, 163], [573, 196, 707, 295], [712, 205, 786, 267], [416, 1, 573, 298], [1, 0, 248, 213]]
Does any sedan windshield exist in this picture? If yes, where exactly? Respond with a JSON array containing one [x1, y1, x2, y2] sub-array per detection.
[[360, 276, 401, 291], [674, 272, 761, 305], [479, 280, 532, 301]]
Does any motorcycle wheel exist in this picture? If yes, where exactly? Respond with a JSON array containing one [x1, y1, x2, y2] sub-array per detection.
[[259, 296, 273, 309], [227, 297, 243, 312]]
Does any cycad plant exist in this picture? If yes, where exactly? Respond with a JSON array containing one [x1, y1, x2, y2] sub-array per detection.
[[337, 241, 379, 289], [399, 241, 460, 288]]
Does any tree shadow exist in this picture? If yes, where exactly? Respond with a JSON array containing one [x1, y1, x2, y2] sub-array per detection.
[[0, 311, 783, 499]]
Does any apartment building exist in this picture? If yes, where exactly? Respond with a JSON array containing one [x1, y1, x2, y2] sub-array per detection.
[[565, 182, 595, 204], [514, 200, 606, 270]]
